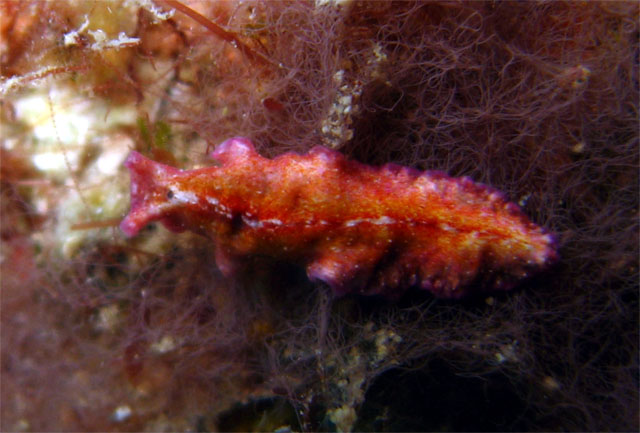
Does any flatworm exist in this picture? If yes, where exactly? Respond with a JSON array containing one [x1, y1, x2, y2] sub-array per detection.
[[121, 137, 557, 299]]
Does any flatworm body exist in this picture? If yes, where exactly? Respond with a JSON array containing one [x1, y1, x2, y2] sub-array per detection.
[[121, 137, 557, 299]]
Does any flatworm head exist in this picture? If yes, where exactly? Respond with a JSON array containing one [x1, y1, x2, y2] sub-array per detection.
[[121, 137, 557, 299], [120, 151, 186, 236]]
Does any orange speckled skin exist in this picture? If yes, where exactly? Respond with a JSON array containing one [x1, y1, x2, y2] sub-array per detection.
[[121, 137, 557, 298]]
